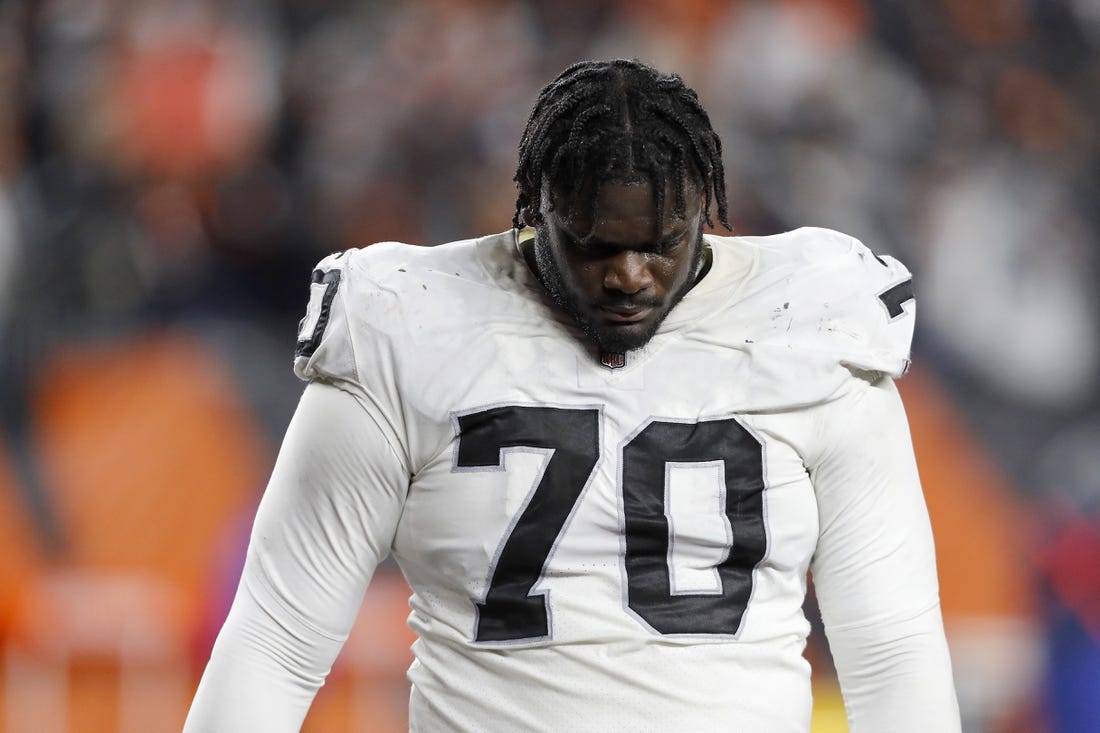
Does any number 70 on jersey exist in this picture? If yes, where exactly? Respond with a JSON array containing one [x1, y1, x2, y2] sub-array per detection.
[[454, 404, 768, 643]]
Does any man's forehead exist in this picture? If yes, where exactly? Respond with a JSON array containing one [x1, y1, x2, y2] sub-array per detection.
[[547, 177, 702, 238]]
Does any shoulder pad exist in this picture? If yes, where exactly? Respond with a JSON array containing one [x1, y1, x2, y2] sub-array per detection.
[[805, 228, 915, 378], [754, 228, 915, 379]]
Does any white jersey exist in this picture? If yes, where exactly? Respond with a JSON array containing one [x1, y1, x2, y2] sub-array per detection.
[[185, 227, 959, 732]]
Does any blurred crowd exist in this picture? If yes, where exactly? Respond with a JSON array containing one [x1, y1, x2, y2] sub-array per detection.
[[1, 0, 1098, 731]]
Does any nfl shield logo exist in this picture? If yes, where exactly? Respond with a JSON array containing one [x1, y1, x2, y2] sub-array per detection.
[[600, 351, 626, 369]]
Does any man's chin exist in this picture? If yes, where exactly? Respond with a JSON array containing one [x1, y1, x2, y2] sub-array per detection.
[[586, 320, 661, 353]]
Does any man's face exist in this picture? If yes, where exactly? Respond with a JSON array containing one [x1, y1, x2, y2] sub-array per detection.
[[533, 178, 706, 353]]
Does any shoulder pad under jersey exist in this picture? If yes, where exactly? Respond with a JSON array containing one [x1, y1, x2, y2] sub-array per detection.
[[292, 243, 411, 385], [759, 227, 916, 379]]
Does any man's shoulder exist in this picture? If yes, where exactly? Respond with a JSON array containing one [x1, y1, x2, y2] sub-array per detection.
[[709, 226, 916, 383], [712, 225, 899, 271], [711, 226, 911, 303], [292, 232, 521, 385], [317, 232, 509, 296]]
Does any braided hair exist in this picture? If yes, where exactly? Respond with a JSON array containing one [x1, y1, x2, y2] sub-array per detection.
[[513, 59, 730, 233]]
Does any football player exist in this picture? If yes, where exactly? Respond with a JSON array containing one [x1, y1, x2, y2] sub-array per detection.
[[185, 59, 960, 732]]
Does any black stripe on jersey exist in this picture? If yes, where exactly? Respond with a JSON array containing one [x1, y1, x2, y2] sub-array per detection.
[[295, 268, 342, 359], [878, 278, 914, 321]]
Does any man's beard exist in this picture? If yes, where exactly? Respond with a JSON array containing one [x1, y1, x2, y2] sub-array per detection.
[[532, 227, 705, 353]]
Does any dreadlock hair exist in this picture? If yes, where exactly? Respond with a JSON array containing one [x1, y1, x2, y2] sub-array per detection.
[[513, 59, 730, 234]]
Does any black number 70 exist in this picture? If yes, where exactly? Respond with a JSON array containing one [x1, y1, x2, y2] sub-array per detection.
[[455, 405, 767, 642]]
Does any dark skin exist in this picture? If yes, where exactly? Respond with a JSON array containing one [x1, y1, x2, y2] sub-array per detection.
[[521, 177, 711, 353]]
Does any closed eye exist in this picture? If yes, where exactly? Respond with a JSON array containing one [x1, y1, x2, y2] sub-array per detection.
[[568, 239, 614, 258], [565, 232, 687, 257], [653, 236, 684, 254], [565, 235, 618, 258]]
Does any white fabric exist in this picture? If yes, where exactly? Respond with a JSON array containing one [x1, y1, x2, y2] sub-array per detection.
[[185, 227, 959, 732]]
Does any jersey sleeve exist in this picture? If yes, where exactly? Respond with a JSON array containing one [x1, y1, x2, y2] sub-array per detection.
[[294, 250, 360, 384], [186, 250, 415, 731], [807, 376, 960, 732], [291, 247, 411, 463], [184, 380, 410, 732]]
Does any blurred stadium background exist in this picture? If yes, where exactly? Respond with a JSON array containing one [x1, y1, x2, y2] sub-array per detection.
[[0, 0, 1098, 731]]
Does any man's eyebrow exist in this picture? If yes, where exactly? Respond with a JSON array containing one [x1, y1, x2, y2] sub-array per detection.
[[565, 229, 688, 248]]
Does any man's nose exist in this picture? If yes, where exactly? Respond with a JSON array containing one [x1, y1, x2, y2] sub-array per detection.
[[602, 251, 652, 295]]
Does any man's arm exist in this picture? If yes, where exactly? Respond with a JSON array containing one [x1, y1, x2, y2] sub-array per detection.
[[808, 376, 961, 732], [184, 380, 410, 732]]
